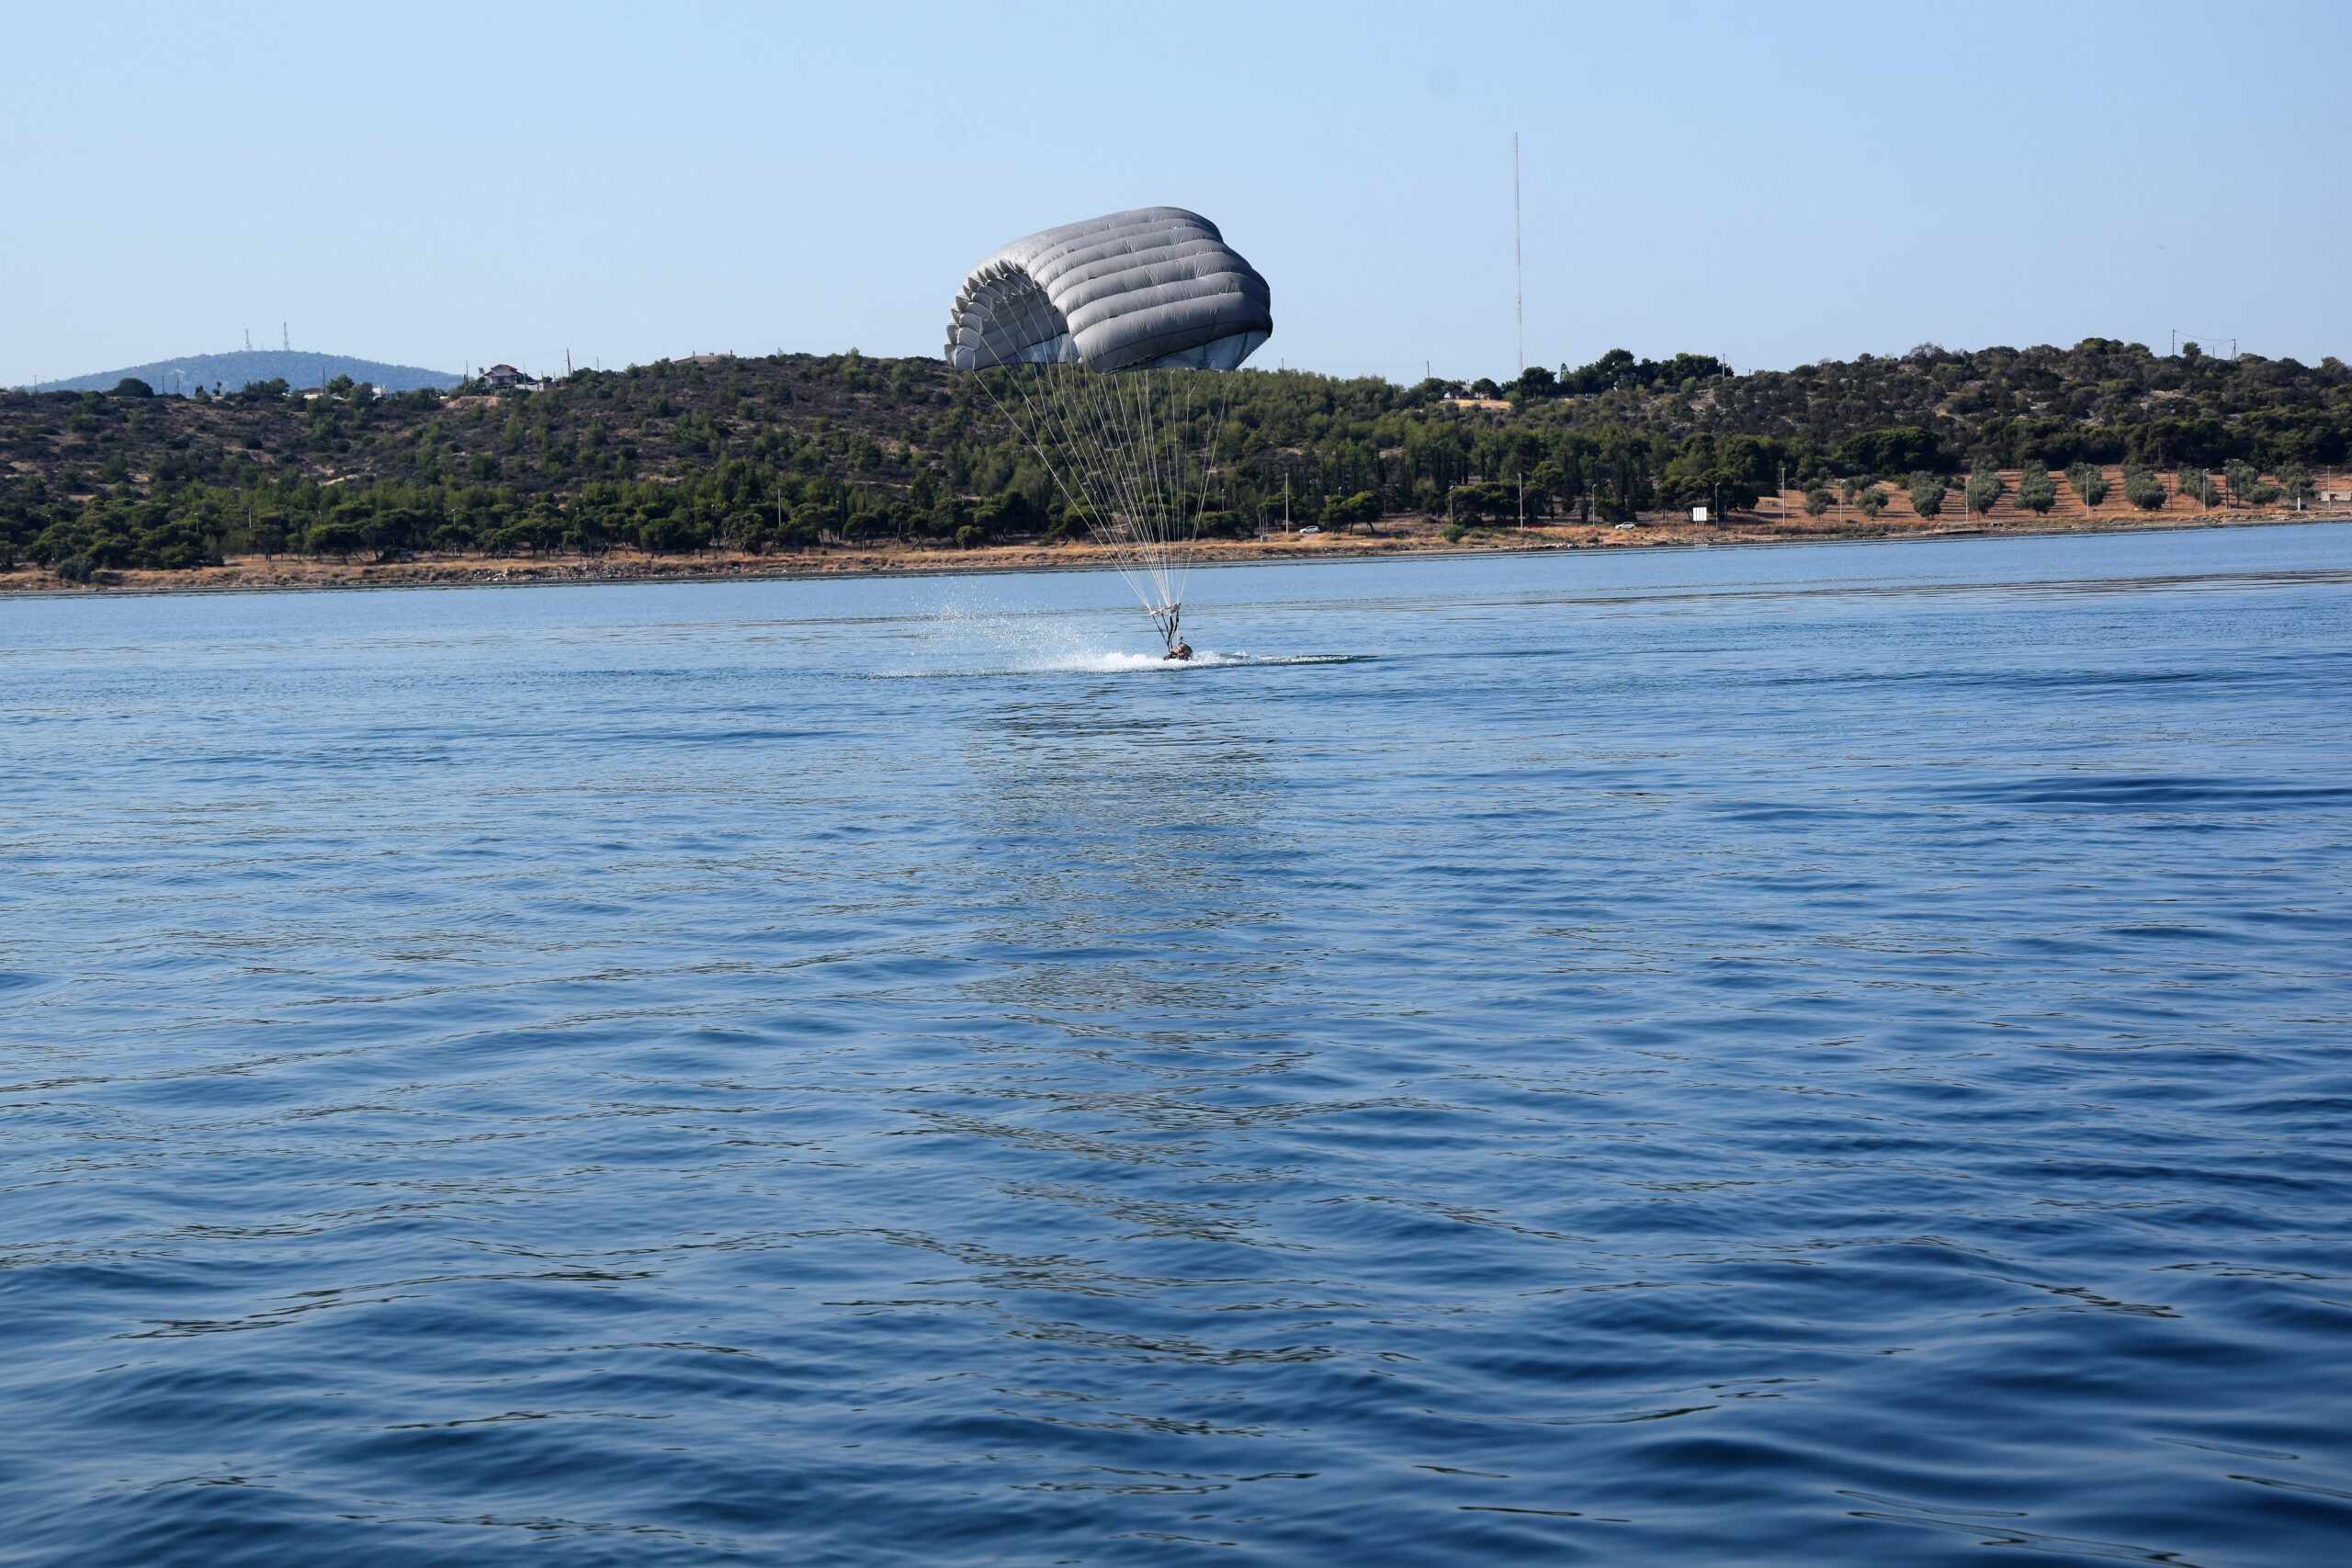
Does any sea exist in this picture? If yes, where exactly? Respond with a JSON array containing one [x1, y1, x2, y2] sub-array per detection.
[[4, 525, 2349, 1566]]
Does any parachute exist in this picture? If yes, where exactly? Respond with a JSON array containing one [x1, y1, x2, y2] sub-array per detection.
[[944, 207, 1272, 655]]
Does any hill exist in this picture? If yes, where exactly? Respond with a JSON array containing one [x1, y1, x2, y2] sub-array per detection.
[[2, 340, 2347, 580], [32, 349, 461, 397]]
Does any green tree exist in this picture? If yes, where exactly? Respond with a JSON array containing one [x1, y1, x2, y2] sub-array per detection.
[[1844, 425, 1942, 473], [2278, 464, 2314, 506], [306, 519, 363, 558], [112, 377, 154, 398], [1530, 458, 1569, 514], [2067, 461, 2109, 509], [2122, 464, 2168, 510], [638, 513, 705, 554], [2017, 468, 2057, 513], [1964, 463, 2002, 515], [1855, 485, 1886, 518], [2222, 459, 2278, 506], [1907, 471, 1947, 518], [1803, 487, 1833, 517]]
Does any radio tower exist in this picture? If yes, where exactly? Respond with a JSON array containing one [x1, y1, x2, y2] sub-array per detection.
[[1513, 131, 1524, 377]]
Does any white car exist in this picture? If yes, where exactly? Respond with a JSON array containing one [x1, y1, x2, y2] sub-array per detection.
[[1296, 525, 1321, 536], [1613, 522, 1638, 530]]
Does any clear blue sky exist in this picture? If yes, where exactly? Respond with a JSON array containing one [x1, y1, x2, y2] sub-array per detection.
[[7, 1, 2346, 388]]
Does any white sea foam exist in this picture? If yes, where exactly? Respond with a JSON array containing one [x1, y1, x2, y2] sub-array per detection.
[[883, 596, 1354, 677]]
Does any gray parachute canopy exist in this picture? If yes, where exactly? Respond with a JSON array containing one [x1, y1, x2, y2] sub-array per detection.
[[944, 207, 1272, 374]]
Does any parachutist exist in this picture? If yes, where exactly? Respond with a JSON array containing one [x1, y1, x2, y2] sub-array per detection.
[[946, 209, 1267, 665]]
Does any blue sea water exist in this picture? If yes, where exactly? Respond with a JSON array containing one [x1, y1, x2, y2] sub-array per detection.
[[3, 525, 2350, 1566]]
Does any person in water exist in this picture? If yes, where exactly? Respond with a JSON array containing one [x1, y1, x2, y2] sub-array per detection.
[[1165, 638, 1193, 661]]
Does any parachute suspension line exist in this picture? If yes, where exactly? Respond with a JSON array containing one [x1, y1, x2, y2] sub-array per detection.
[[971, 365, 1160, 626], [1171, 369, 1234, 617], [943, 204, 1271, 650], [1098, 367, 1174, 611], [968, 355, 1238, 657], [973, 362, 1182, 646], [1058, 363, 1174, 620], [1064, 362, 1184, 642]]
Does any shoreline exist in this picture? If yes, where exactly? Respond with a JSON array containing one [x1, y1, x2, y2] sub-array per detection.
[[2, 510, 2340, 602]]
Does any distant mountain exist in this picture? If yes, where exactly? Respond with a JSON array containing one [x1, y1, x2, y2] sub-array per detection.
[[37, 350, 461, 396]]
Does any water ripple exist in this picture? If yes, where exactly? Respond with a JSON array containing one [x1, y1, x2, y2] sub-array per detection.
[[3, 525, 2350, 1564]]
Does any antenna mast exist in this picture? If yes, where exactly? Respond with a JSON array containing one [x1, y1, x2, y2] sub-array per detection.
[[1513, 131, 1524, 377]]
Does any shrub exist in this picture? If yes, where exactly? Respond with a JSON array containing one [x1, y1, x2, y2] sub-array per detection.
[[955, 524, 982, 549], [2067, 462, 2109, 508], [2278, 464, 2314, 505], [111, 378, 153, 398], [2017, 468, 2057, 513], [1907, 471, 1948, 518], [1804, 488, 1833, 517], [1441, 521, 1467, 544], [2122, 465, 2168, 510]]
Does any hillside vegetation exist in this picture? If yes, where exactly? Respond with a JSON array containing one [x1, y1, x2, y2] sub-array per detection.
[[3, 339, 2346, 579], [33, 349, 461, 398]]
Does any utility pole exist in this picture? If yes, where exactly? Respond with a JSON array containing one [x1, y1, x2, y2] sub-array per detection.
[[1512, 130, 1524, 378], [282, 321, 288, 352], [1518, 470, 1526, 530]]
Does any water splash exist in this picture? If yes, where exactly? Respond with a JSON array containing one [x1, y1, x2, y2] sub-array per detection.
[[888, 594, 1353, 677]]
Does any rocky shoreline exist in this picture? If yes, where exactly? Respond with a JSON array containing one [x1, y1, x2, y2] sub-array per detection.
[[3, 510, 2335, 598]]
